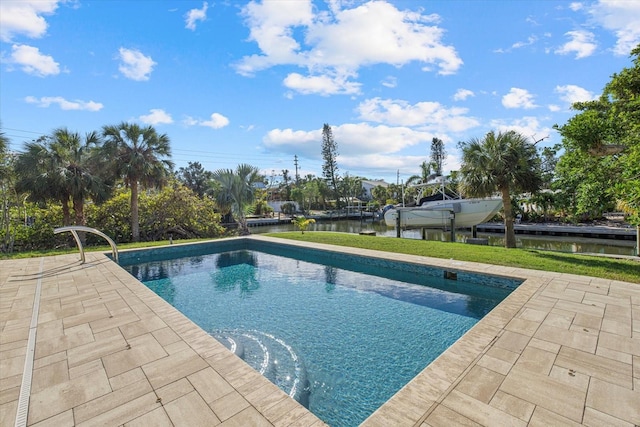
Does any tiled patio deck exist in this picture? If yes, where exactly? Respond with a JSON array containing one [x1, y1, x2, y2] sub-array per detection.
[[1, 235, 638, 426]]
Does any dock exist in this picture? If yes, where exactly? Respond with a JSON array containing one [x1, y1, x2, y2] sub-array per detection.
[[474, 222, 636, 240], [245, 217, 292, 227], [244, 211, 375, 227]]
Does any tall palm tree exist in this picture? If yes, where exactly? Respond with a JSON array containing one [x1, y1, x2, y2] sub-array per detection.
[[50, 128, 111, 226], [406, 161, 435, 186], [459, 130, 542, 248], [408, 161, 431, 185], [405, 161, 438, 205], [15, 136, 71, 225], [102, 122, 174, 242], [15, 129, 109, 228], [211, 164, 261, 235]]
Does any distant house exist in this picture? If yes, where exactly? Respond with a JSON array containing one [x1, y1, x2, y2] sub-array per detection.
[[361, 180, 390, 201]]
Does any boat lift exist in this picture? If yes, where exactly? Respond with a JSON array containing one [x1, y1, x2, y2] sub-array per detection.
[[395, 203, 460, 241]]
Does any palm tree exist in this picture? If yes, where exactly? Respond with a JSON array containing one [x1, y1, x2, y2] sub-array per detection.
[[459, 130, 542, 248], [51, 128, 111, 227], [211, 164, 261, 235], [406, 161, 434, 187], [15, 129, 110, 228], [15, 136, 71, 225], [102, 122, 174, 242], [292, 216, 316, 234], [339, 173, 363, 208]]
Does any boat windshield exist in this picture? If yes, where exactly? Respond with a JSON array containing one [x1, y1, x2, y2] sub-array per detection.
[[410, 177, 460, 205]]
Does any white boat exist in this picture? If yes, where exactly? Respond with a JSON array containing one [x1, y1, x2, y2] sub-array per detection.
[[383, 178, 503, 228], [384, 198, 503, 228]]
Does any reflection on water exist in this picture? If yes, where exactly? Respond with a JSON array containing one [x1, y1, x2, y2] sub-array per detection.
[[250, 219, 637, 256], [213, 250, 260, 295]]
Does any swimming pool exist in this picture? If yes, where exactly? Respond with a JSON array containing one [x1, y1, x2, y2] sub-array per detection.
[[119, 239, 521, 426]]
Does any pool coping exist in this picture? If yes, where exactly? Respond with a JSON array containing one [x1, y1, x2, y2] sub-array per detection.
[[1, 235, 638, 426]]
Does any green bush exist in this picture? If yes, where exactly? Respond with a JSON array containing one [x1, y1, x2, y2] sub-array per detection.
[[253, 200, 273, 216], [142, 182, 224, 241], [7, 204, 66, 251], [86, 190, 132, 243], [87, 182, 224, 243]]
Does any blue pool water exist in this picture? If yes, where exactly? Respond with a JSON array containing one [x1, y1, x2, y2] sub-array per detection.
[[121, 241, 520, 426]]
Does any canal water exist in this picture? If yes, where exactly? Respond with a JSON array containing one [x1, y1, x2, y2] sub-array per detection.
[[249, 219, 637, 257]]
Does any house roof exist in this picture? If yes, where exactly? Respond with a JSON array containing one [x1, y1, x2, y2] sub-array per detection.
[[362, 179, 390, 187]]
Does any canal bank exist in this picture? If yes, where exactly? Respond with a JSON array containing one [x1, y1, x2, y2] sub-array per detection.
[[474, 222, 636, 241], [247, 218, 638, 257]]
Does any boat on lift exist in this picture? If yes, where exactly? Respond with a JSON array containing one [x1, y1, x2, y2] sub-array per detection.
[[383, 177, 503, 229]]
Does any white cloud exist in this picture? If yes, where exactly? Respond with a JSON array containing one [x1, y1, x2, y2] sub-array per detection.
[[25, 96, 103, 111], [589, 0, 640, 56], [512, 35, 538, 50], [202, 113, 229, 128], [489, 117, 552, 143], [263, 123, 430, 159], [548, 104, 561, 112], [235, 1, 462, 95], [381, 76, 397, 88], [139, 109, 173, 125], [502, 88, 537, 109], [0, 0, 59, 42], [555, 30, 597, 59], [340, 150, 463, 179], [494, 34, 545, 54], [283, 72, 361, 95], [184, 113, 229, 129], [453, 88, 474, 101], [339, 153, 427, 174], [262, 128, 319, 157], [356, 97, 480, 133], [332, 123, 431, 156], [235, 0, 314, 75], [569, 2, 584, 12], [185, 2, 208, 31], [261, 122, 465, 178], [117, 47, 156, 81], [555, 84, 596, 104], [9, 44, 60, 77], [306, 2, 461, 74], [525, 16, 540, 26]]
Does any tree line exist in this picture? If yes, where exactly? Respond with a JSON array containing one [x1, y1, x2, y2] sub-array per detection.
[[1, 45, 638, 252]]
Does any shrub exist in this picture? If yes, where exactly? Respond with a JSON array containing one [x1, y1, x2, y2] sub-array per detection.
[[87, 182, 224, 243]]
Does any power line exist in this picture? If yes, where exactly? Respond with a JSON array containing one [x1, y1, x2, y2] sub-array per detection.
[[2, 127, 47, 135], [2, 127, 325, 172], [2, 130, 308, 162]]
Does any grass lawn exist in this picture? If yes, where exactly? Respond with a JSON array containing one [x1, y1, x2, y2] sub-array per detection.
[[0, 238, 205, 260], [2, 232, 638, 283], [265, 231, 640, 284]]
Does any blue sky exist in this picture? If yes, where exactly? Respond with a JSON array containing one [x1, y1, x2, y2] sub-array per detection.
[[2, 0, 639, 184]]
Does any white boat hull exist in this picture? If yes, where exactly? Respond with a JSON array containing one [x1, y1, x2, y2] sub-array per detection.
[[384, 199, 503, 228]]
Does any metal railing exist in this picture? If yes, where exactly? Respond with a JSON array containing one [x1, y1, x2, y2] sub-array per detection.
[[53, 226, 119, 264]]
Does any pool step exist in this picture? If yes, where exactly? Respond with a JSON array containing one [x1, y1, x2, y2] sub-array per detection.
[[210, 330, 310, 406]]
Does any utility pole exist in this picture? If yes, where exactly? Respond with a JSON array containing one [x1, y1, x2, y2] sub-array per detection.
[[294, 155, 300, 185]]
